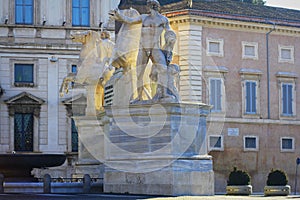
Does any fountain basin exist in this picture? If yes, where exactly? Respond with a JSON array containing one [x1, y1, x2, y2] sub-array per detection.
[[0, 153, 66, 182]]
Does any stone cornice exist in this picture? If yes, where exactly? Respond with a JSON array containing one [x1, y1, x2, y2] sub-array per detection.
[[276, 71, 298, 78], [239, 68, 263, 75], [0, 24, 103, 31], [208, 117, 300, 125], [165, 10, 300, 36], [0, 44, 81, 56], [204, 66, 228, 73]]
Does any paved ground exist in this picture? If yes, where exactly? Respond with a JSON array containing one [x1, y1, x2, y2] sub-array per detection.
[[148, 195, 300, 200], [0, 194, 300, 200]]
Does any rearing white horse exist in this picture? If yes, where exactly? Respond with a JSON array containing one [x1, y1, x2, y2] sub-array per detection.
[[60, 30, 114, 113]]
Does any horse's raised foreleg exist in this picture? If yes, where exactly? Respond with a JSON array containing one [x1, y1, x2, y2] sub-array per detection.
[[59, 74, 76, 97]]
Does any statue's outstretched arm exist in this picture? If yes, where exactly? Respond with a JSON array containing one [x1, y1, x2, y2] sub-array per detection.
[[109, 9, 142, 24]]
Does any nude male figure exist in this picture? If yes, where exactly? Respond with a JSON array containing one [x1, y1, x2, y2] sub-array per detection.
[[110, 0, 176, 103]]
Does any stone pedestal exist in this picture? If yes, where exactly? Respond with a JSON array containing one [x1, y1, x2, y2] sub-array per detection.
[[72, 115, 107, 179], [104, 156, 214, 195], [103, 103, 214, 196]]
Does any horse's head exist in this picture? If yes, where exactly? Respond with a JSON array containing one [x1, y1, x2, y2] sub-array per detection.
[[70, 30, 100, 45]]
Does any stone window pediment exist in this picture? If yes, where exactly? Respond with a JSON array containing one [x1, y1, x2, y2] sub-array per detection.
[[5, 92, 45, 117], [62, 94, 87, 116]]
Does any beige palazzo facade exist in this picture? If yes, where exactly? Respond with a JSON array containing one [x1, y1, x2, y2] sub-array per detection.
[[161, 0, 300, 193], [1, 0, 300, 193]]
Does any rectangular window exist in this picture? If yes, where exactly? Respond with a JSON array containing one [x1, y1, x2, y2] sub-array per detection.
[[282, 83, 293, 115], [210, 79, 222, 112], [279, 46, 294, 63], [209, 42, 220, 53], [244, 45, 255, 56], [72, 0, 90, 26], [245, 81, 256, 114], [71, 119, 78, 152], [244, 136, 258, 151], [281, 49, 291, 60], [14, 64, 33, 83], [209, 135, 223, 151], [71, 65, 77, 74], [281, 137, 294, 152], [14, 113, 34, 152], [207, 38, 224, 57], [242, 42, 258, 60], [15, 0, 33, 24], [71, 65, 77, 87]]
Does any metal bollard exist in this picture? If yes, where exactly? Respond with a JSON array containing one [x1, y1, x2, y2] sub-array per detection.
[[0, 174, 4, 193], [83, 174, 91, 193], [43, 174, 51, 193]]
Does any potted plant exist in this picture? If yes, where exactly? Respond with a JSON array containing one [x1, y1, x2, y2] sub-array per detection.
[[264, 169, 291, 196], [226, 167, 252, 195]]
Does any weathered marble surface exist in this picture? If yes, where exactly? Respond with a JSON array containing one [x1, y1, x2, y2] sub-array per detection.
[[104, 157, 214, 196], [103, 102, 214, 195]]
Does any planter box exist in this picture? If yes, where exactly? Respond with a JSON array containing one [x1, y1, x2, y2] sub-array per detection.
[[264, 185, 290, 196], [226, 185, 252, 195]]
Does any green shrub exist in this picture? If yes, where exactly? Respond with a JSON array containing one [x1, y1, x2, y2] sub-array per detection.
[[227, 167, 251, 186], [266, 169, 288, 186]]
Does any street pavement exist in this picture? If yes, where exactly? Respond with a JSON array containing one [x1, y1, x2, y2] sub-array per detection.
[[0, 194, 300, 200]]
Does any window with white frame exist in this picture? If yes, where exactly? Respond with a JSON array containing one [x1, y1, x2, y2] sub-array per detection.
[[276, 72, 297, 119], [209, 78, 223, 112], [281, 83, 294, 116], [206, 38, 224, 57], [279, 45, 294, 63], [244, 136, 258, 151], [242, 42, 258, 59], [240, 68, 262, 118], [209, 135, 224, 151], [245, 81, 257, 114], [281, 137, 294, 152], [204, 66, 228, 115]]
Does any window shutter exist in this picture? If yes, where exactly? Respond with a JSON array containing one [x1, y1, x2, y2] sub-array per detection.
[[210, 79, 222, 112], [24, 1, 33, 24], [15, 2, 23, 23], [246, 82, 250, 113], [288, 85, 293, 114], [81, 0, 90, 26], [252, 82, 256, 113], [216, 79, 222, 110], [210, 79, 216, 108], [282, 84, 287, 114], [72, 0, 80, 26]]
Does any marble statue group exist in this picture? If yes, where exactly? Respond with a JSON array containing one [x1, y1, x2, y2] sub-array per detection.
[[59, 1, 215, 196], [60, 0, 180, 112]]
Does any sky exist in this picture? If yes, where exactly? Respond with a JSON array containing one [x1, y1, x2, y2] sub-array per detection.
[[265, 0, 300, 10]]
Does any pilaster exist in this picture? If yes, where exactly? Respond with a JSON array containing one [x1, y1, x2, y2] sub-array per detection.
[[178, 23, 203, 103]]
